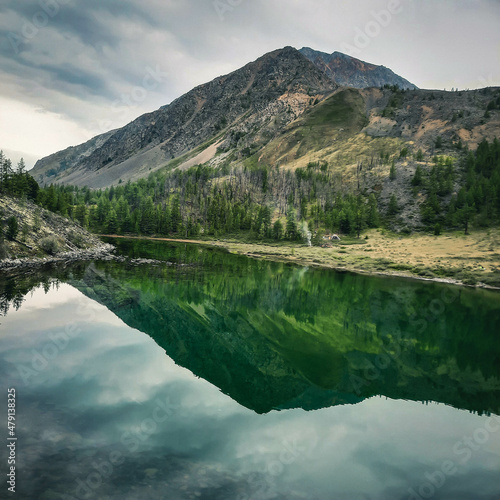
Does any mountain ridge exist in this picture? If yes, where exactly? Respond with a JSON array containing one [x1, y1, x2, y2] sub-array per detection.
[[299, 46, 417, 89], [32, 45, 423, 188]]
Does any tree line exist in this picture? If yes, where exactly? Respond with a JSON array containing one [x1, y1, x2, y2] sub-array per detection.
[[35, 161, 383, 242], [411, 139, 500, 234], [2, 139, 500, 244], [0, 151, 40, 243]]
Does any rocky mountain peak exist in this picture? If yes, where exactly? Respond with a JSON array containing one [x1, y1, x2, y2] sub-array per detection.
[[299, 47, 416, 89]]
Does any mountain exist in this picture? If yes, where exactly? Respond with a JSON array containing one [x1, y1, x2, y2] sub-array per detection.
[[32, 46, 337, 188], [30, 129, 116, 183], [299, 47, 417, 89], [31, 46, 499, 192]]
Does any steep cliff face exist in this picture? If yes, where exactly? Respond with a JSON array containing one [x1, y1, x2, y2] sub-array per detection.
[[32, 47, 337, 188], [299, 47, 417, 89]]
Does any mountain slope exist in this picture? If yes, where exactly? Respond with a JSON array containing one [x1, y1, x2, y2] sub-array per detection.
[[248, 85, 500, 173], [300, 47, 417, 89], [30, 129, 116, 183], [32, 46, 337, 188]]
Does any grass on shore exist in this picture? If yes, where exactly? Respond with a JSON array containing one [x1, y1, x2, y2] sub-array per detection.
[[103, 228, 500, 289], [213, 228, 500, 288]]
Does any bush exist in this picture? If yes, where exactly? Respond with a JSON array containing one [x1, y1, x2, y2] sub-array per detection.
[[39, 236, 60, 255], [0, 241, 8, 259], [6, 217, 18, 241], [68, 230, 85, 248]]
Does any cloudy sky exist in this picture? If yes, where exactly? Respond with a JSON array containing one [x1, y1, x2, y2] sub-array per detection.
[[0, 0, 499, 168]]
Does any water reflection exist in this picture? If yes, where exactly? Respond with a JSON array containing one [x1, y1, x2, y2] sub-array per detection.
[[1, 241, 500, 499]]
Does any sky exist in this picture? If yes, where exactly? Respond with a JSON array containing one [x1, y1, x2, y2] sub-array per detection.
[[0, 0, 499, 169]]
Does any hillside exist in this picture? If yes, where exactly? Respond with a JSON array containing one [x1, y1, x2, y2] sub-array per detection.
[[31, 129, 116, 187], [32, 83, 500, 195], [0, 195, 110, 264], [26, 45, 500, 263], [32, 47, 337, 188], [254, 85, 500, 179]]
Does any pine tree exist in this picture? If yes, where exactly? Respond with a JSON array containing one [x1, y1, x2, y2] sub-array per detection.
[[6, 217, 18, 241], [366, 194, 380, 228], [273, 219, 283, 240], [456, 202, 475, 235], [387, 194, 399, 217], [106, 209, 118, 234], [389, 161, 397, 181], [286, 208, 298, 240]]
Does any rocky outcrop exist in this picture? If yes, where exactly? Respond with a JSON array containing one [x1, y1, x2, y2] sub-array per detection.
[[0, 244, 115, 272], [300, 47, 417, 89], [0, 195, 113, 267]]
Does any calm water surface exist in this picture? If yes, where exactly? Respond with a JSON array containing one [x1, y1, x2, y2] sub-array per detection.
[[0, 239, 499, 499]]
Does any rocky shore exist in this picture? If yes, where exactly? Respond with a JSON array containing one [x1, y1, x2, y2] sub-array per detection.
[[0, 243, 115, 272]]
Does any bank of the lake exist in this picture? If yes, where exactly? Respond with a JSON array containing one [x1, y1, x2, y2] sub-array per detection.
[[0, 243, 115, 273], [100, 228, 500, 290]]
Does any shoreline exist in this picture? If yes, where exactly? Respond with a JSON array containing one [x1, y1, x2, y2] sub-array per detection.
[[0, 244, 115, 273], [99, 234, 500, 291], [1, 233, 498, 291]]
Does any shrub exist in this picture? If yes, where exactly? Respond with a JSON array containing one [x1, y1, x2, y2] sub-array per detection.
[[68, 230, 85, 248], [39, 236, 60, 255], [0, 241, 8, 259], [6, 217, 18, 241]]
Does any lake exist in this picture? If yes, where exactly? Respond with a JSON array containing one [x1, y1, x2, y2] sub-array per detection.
[[1, 238, 499, 500]]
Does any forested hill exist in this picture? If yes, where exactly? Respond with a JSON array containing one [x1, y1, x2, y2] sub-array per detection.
[[34, 138, 500, 241], [18, 44, 500, 246]]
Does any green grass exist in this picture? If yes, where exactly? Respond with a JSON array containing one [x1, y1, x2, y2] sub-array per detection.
[[304, 89, 366, 129]]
